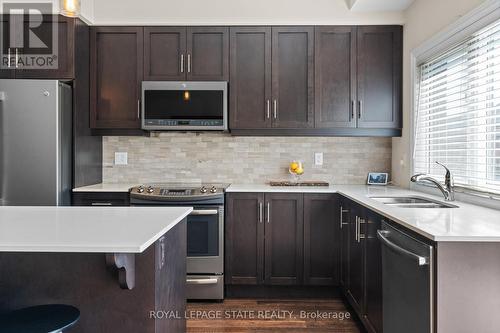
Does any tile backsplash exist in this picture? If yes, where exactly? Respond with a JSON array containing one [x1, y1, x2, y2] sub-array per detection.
[[103, 133, 392, 185]]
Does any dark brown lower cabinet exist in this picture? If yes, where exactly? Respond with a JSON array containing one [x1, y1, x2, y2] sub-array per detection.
[[339, 198, 350, 289], [364, 210, 383, 333], [226, 192, 339, 288], [304, 194, 339, 285], [340, 198, 383, 333], [347, 202, 365, 312], [265, 193, 304, 285], [225, 193, 265, 285], [72, 192, 130, 206]]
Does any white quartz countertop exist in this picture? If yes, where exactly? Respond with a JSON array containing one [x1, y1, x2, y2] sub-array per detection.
[[0, 206, 192, 253], [72, 182, 500, 242], [227, 184, 500, 242], [73, 183, 138, 192]]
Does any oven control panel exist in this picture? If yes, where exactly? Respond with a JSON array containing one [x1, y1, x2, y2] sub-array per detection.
[[130, 184, 226, 201]]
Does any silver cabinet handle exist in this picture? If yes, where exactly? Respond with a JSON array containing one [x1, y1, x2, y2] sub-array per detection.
[[180, 54, 184, 73], [186, 278, 219, 285], [15, 48, 19, 68], [259, 202, 263, 223], [137, 99, 140, 119], [355, 216, 359, 242], [187, 54, 191, 73], [340, 206, 349, 229], [158, 237, 165, 269], [7, 48, 11, 68], [273, 100, 278, 119], [266, 100, 270, 119], [358, 100, 362, 119], [266, 202, 270, 223], [377, 230, 429, 266], [351, 100, 355, 121], [358, 217, 365, 242], [91, 202, 112, 206], [190, 209, 218, 216]]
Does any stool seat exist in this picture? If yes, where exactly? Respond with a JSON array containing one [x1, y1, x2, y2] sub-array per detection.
[[0, 304, 80, 333]]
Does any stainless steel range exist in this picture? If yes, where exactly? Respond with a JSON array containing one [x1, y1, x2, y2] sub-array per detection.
[[130, 184, 226, 300]]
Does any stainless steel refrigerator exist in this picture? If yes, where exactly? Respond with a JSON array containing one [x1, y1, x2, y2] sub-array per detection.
[[0, 79, 72, 206]]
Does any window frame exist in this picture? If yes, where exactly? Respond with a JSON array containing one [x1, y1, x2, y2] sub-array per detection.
[[409, 0, 500, 208]]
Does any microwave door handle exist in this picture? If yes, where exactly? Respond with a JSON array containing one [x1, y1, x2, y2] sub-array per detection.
[[190, 209, 219, 216]]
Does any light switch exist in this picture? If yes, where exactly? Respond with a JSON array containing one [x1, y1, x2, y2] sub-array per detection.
[[314, 152, 323, 166], [114, 152, 128, 165]]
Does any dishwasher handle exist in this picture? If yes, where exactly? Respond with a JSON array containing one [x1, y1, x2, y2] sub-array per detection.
[[377, 230, 429, 266]]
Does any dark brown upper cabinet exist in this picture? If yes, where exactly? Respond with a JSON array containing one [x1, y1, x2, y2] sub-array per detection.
[[186, 27, 229, 81], [144, 26, 228, 81], [229, 27, 272, 129], [272, 27, 314, 128], [90, 26, 143, 129], [314, 26, 356, 128], [303, 194, 340, 286], [229, 26, 314, 130], [144, 27, 186, 81], [357, 25, 402, 129], [1, 15, 80, 79]]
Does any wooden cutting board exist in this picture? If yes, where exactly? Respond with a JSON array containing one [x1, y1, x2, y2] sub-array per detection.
[[269, 180, 330, 187]]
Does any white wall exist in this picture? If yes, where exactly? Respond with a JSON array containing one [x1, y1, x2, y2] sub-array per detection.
[[92, 0, 403, 25], [0, 0, 94, 21], [391, 0, 486, 188]]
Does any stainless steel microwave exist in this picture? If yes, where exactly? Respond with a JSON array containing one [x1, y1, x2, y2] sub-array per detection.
[[141, 81, 228, 131]]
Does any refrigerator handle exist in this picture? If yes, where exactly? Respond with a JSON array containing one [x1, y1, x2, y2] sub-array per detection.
[[0, 91, 4, 203]]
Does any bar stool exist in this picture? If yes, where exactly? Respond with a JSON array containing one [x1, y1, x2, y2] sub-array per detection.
[[0, 304, 80, 333]]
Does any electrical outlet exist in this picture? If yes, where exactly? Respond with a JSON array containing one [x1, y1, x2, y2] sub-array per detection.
[[114, 152, 128, 165], [314, 152, 323, 166]]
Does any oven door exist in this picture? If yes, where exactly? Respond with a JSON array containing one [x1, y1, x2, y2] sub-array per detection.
[[186, 206, 224, 274]]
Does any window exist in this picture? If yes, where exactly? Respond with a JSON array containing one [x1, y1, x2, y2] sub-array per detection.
[[414, 20, 500, 194]]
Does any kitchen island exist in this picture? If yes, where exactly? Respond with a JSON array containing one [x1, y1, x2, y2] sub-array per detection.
[[0, 206, 192, 333]]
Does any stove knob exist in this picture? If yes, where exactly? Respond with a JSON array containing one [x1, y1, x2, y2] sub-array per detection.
[[147, 186, 154, 194], [137, 186, 145, 193], [210, 186, 218, 193], [200, 186, 208, 194]]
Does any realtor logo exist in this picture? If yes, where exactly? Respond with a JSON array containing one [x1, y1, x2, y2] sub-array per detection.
[[1, 2, 59, 70]]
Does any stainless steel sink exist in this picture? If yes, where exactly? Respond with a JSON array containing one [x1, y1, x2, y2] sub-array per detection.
[[369, 196, 458, 208]]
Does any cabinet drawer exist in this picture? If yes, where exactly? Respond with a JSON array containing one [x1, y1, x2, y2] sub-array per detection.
[[72, 192, 130, 206]]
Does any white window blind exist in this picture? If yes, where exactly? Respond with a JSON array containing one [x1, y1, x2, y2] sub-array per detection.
[[414, 19, 500, 194]]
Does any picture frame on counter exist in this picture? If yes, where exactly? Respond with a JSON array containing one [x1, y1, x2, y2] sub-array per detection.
[[367, 173, 389, 185]]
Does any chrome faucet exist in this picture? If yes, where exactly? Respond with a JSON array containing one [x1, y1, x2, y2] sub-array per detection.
[[411, 162, 455, 201]]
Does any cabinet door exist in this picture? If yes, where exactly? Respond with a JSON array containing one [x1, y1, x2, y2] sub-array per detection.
[[272, 26, 314, 128], [304, 194, 339, 286], [186, 27, 228, 81], [264, 193, 304, 285], [225, 193, 265, 285], [339, 199, 350, 289], [347, 203, 365, 312], [314, 26, 356, 128], [357, 26, 402, 129], [15, 15, 74, 79], [364, 211, 383, 333], [144, 27, 186, 81], [90, 27, 143, 129], [229, 27, 272, 129]]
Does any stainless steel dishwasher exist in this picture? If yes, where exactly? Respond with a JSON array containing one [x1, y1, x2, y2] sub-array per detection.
[[377, 221, 434, 333]]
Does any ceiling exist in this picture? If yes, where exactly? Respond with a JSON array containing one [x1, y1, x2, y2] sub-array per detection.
[[346, 0, 415, 11]]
